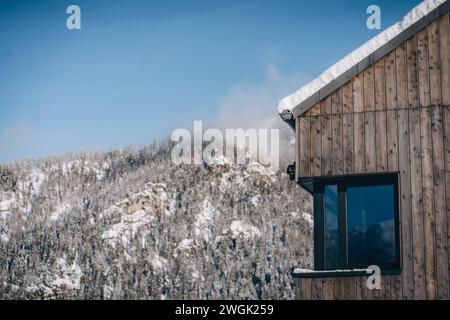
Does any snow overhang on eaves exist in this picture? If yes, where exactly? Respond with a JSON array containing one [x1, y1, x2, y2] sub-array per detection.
[[277, 0, 450, 124]]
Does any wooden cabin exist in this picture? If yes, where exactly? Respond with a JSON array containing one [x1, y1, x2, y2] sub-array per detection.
[[278, 0, 450, 300]]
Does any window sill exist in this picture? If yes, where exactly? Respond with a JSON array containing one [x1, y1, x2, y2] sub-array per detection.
[[292, 268, 401, 278]]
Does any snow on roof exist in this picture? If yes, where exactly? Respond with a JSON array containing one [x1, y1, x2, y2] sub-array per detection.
[[292, 268, 372, 274], [277, 0, 447, 114]]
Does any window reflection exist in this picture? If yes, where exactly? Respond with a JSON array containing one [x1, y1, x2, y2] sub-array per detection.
[[347, 185, 395, 265], [324, 185, 338, 269]]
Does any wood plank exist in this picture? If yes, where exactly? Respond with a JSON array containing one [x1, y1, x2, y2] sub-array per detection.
[[420, 107, 437, 300], [342, 111, 356, 306], [396, 43, 408, 109], [364, 66, 375, 112], [356, 277, 367, 300], [444, 106, 450, 301], [304, 279, 312, 300], [353, 73, 364, 113], [322, 278, 333, 300], [365, 112, 376, 173], [431, 106, 449, 299], [387, 109, 402, 299], [310, 116, 322, 177], [398, 109, 414, 300], [343, 82, 354, 174], [310, 101, 322, 300], [332, 89, 345, 300], [333, 278, 346, 300], [343, 81, 353, 114], [332, 113, 344, 175], [354, 113, 365, 173], [380, 276, 391, 300], [332, 88, 343, 115], [443, 106, 450, 300], [345, 277, 357, 300], [299, 279, 312, 300], [298, 113, 312, 300], [295, 279, 300, 299], [321, 97, 333, 176], [332, 90, 344, 175], [418, 28, 431, 108], [374, 58, 387, 171], [387, 110, 399, 172], [310, 102, 321, 116], [390, 275, 402, 300], [375, 107, 388, 300], [439, 13, 450, 105], [321, 95, 334, 300], [364, 64, 377, 181], [376, 112, 387, 172], [343, 113, 354, 174], [375, 59, 386, 111], [322, 94, 332, 115], [299, 117, 311, 178], [409, 108, 426, 299], [407, 34, 419, 108], [385, 50, 397, 110], [428, 21, 441, 106], [311, 279, 323, 300]]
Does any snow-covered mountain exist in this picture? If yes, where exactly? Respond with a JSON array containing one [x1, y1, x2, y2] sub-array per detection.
[[0, 141, 312, 299]]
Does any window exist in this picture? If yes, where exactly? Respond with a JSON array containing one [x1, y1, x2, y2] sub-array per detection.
[[309, 173, 400, 272], [324, 185, 338, 269]]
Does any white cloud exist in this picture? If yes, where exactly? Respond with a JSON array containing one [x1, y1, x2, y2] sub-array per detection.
[[211, 64, 311, 164], [213, 64, 310, 131]]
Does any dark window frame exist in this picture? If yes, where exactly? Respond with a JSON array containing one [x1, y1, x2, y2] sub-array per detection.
[[307, 172, 401, 273]]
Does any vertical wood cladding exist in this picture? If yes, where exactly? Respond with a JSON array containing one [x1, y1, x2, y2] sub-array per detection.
[[295, 12, 450, 300]]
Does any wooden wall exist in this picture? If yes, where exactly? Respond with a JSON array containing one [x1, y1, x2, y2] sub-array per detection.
[[295, 12, 450, 300]]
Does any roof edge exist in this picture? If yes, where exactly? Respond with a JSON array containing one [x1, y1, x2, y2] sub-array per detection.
[[285, 0, 450, 119]]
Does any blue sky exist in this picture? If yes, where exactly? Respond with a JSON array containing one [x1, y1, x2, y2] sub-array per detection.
[[0, 0, 421, 163]]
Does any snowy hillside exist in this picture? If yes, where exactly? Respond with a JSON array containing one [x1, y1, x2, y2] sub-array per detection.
[[0, 141, 313, 299]]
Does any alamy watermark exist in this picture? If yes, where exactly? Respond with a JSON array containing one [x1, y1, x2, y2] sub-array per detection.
[[366, 265, 381, 290], [66, 5, 81, 30], [367, 5, 381, 30], [170, 121, 280, 172]]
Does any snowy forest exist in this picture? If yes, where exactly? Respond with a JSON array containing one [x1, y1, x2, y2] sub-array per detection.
[[0, 132, 313, 299]]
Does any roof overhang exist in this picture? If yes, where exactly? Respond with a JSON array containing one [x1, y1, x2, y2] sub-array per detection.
[[278, 0, 450, 125]]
